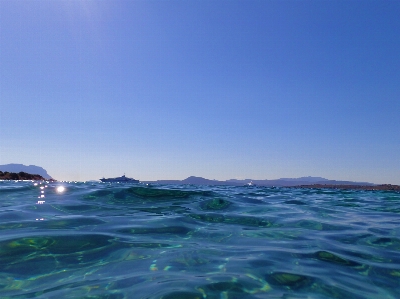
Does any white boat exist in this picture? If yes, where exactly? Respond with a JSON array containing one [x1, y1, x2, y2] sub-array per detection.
[[99, 175, 139, 183]]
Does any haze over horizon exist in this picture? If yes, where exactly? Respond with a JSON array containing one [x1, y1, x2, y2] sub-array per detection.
[[1, 1, 399, 184]]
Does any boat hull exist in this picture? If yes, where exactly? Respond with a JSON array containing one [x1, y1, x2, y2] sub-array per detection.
[[99, 175, 139, 183]]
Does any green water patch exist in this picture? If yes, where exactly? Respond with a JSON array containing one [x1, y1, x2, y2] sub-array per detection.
[[84, 186, 211, 206], [86, 189, 114, 198], [51, 234, 113, 254], [329, 233, 373, 246], [265, 271, 314, 290], [0, 185, 35, 194], [1, 255, 57, 277], [168, 251, 211, 269], [0, 234, 113, 256], [345, 248, 393, 264], [0, 221, 34, 230], [118, 226, 191, 236], [368, 236, 400, 250], [84, 189, 130, 204], [0, 234, 120, 278], [189, 213, 272, 228], [199, 198, 232, 210], [316, 283, 367, 299], [197, 277, 269, 298], [21, 282, 125, 299], [313, 251, 362, 267], [367, 266, 400, 291], [293, 220, 323, 230], [371, 237, 393, 245]]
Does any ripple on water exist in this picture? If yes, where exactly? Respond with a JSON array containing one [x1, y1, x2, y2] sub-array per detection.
[[189, 213, 272, 227], [199, 198, 232, 210], [118, 225, 191, 236], [1, 182, 399, 298]]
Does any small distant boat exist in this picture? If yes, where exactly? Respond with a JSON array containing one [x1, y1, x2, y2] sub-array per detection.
[[245, 181, 256, 186], [99, 175, 139, 183]]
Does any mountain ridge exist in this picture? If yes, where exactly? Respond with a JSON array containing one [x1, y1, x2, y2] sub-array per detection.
[[143, 175, 375, 187]]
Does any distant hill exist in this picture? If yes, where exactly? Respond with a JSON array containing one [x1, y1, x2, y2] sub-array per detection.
[[0, 164, 53, 179], [143, 176, 375, 187]]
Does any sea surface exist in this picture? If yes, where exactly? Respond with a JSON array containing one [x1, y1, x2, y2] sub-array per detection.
[[1, 181, 400, 299]]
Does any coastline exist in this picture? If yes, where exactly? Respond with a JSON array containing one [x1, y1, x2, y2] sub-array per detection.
[[0, 171, 50, 181], [290, 184, 400, 191]]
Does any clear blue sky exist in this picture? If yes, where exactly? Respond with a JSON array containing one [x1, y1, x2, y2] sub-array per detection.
[[1, 0, 399, 183]]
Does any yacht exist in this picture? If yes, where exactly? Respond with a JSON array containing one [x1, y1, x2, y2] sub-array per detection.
[[99, 175, 139, 183]]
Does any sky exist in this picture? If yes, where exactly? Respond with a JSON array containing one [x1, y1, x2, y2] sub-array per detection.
[[0, 0, 399, 183]]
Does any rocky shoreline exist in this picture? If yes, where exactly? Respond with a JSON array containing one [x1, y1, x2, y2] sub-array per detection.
[[291, 184, 400, 191], [0, 171, 48, 181]]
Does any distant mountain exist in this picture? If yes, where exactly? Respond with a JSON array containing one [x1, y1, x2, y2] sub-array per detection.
[[181, 176, 233, 185], [143, 176, 375, 187], [0, 164, 53, 179], [275, 176, 329, 182]]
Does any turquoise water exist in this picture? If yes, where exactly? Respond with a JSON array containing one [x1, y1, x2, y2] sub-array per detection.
[[0, 181, 399, 299]]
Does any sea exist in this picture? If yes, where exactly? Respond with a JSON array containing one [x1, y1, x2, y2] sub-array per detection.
[[0, 181, 399, 299]]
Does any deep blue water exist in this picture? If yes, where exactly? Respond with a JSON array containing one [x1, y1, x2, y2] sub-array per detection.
[[0, 181, 400, 299]]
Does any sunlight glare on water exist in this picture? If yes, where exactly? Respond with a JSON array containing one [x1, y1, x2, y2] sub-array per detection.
[[56, 186, 65, 193]]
